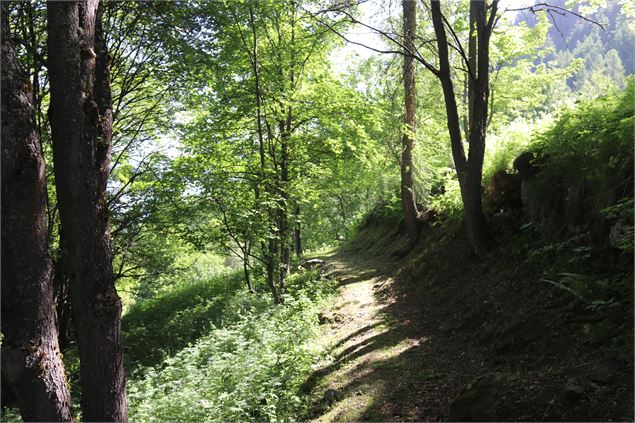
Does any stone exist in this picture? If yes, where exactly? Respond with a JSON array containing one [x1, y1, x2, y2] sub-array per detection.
[[564, 377, 585, 400], [487, 170, 522, 210], [302, 259, 326, 270], [449, 373, 507, 421], [323, 388, 341, 404], [590, 360, 619, 384]]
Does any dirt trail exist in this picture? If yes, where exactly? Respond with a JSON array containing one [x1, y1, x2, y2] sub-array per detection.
[[306, 254, 442, 422], [304, 250, 633, 422]]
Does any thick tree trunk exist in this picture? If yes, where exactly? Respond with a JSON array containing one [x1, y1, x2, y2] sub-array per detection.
[[461, 164, 488, 254], [53, 243, 73, 352], [431, 0, 491, 255], [1, 4, 75, 420], [294, 205, 303, 258], [468, 1, 477, 135], [47, 1, 128, 421], [401, 0, 421, 245], [464, 0, 493, 255]]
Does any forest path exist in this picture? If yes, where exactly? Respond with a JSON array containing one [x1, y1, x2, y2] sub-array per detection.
[[305, 253, 457, 422]]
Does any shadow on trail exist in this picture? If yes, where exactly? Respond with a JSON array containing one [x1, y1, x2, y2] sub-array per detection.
[[330, 322, 383, 351], [304, 254, 471, 422], [307, 241, 634, 422], [330, 269, 381, 286]]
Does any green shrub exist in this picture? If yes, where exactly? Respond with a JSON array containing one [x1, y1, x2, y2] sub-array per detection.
[[527, 78, 634, 223], [428, 169, 463, 221], [482, 117, 541, 182]]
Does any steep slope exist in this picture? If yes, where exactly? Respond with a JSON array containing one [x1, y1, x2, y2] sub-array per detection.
[[306, 220, 633, 422]]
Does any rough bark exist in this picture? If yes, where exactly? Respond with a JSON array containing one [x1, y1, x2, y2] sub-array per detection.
[[53, 243, 73, 352], [467, 1, 477, 134], [464, 0, 495, 255], [1, 3, 75, 420], [47, 1, 128, 421], [431, 0, 492, 255], [401, 0, 421, 245]]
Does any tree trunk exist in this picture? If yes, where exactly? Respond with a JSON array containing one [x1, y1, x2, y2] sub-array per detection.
[[464, 0, 494, 255], [47, 1, 128, 421], [1, 4, 75, 420], [248, 5, 280, 303], [243, 258, 255, 293], [53, 241, 73, 352], [279, 124, 291, 286], [267, 238, 282, 304], [430, 0, 491, 255], [294, 205, 303, 258], [243, 243, 255, 293], [401, 0, 421, 245], [468, 1, 477, 135]]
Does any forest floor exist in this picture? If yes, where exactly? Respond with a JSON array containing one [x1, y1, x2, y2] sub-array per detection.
[[303, 230, 633, 422]]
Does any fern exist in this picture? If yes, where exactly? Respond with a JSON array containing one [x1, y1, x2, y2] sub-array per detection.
[[540, 278, 587, 302]]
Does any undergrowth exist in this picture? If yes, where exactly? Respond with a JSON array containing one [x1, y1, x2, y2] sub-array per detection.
[[123, 271, 245, 369], [127, 270, 336, 422]]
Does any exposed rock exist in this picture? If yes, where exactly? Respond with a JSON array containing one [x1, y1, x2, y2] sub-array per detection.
[[564, 377, 585, 400], [317, 312, 332, 324], [448, 373, 508, 421], [419, 207, 436, 223], [590, 360, 619, 384], [513, 151, 536, 180], [323, 388, 341, 405], [565, 178, 592, 228], [301, 258, 326, 270], [487, 170, 522, 210], [609, 221, 628, 249], [318, 312, 342, 324]]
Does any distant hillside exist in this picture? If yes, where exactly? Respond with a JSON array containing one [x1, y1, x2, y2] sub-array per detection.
[[516, 0, 634, 94]]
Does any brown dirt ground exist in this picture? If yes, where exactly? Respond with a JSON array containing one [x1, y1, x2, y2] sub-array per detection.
[[303, 229, 634, 422]]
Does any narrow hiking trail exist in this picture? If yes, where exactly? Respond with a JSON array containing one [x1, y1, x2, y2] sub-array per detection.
[[305, 250, 634, 422], [307, 254, 404, 422], [306, 254, 462, 422]]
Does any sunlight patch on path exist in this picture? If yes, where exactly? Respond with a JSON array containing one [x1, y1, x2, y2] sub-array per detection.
[[309, 257, 418, 422]]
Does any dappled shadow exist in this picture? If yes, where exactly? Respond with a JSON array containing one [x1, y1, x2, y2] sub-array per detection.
[[312, 329, 403, 379], [307, 308, 475, 421], [330, 322, 383, 351], [304, 296, 472, 422], [306, 244, 634, 422], [326, 267, 382, 287]]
